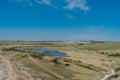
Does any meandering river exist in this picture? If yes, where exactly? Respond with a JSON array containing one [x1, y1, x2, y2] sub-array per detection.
[[100, 60, 120, 80], [100, 68, 115, 80]]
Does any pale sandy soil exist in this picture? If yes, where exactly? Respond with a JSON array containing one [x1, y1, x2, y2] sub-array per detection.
[[0, 54, 41, 80], [0, 43, 120, 80], [27, 55, 64, 80], [0, 55, 16, 80]]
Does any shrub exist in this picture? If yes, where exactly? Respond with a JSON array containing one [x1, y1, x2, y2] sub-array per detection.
[[64, 64, 70, 66], [108, 53, 120, 57], [100, 52, 105, 54], [51, 57, 63, 65], [30, 53, 44, 59], [3, 47, 14, 51]]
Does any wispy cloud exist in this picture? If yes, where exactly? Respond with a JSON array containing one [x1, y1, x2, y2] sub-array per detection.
[[9, 0, 90, 11], [9, 0, 33, 6], [41, 0, 51, 5], [64, 13, 74, 20], [9, 0, 90, 19], [34, 0, 42, 4], [63, 0, 90, 12], [35, 0, 52, 5], [9, 0, 52, 6]]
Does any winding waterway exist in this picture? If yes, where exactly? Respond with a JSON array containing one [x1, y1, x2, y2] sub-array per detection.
[[100, 60, 120, 80], [100, 68, 115, 80]]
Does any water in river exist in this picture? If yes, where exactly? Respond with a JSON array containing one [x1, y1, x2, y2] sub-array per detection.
[[100, 68, 115, 80]]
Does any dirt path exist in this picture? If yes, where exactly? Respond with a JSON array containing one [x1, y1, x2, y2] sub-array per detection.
[[28, 55, 65, 80], [13, 60, 35, 80], [0, 55, 16, 80], [0, 55, 36, 80]]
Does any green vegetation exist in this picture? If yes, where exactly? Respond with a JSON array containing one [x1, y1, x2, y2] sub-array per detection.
[[30, 53, 44, 59], [108, 74, 119, 79], [79, 42, 120, 51], [2, 47, 15, 51], [108, 53, 120, 57]]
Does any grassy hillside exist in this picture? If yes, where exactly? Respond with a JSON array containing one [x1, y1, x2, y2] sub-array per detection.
[[78, 42, 120, 51], [1, 41, 120, 80]]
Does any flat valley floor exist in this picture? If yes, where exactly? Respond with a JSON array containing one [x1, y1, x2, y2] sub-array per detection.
[[0, 41, 120, 80]]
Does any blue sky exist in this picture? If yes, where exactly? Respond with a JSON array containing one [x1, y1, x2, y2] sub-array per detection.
[[0, 0, 120, 41]]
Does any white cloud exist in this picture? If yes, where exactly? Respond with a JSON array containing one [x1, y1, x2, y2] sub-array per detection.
[[35, 0, 52, 5], [41, 0, 51, 5], [10, 0, 52, 6], [9, 0, 90, 11], [34, 0, 42, 4], [9, 0, 33, 6], [64, 13, 74, 20], [63, 0, 90, 11]]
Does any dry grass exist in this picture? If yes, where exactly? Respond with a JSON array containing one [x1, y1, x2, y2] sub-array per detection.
[[1, 41, 120, 80]]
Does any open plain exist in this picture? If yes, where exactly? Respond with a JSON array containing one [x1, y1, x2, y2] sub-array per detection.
[[0, 41, 120, 80]]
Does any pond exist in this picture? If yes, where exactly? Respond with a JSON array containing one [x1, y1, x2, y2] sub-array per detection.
[[15, 47, 67, 57], [31, 48, 67, 57]]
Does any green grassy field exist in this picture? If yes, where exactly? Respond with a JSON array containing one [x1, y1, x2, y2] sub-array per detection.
[[78, 42, 120, 51]]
